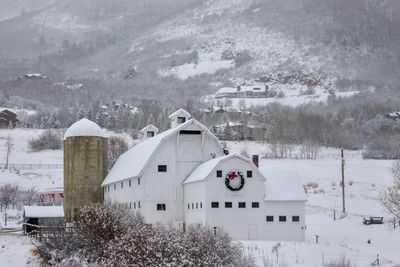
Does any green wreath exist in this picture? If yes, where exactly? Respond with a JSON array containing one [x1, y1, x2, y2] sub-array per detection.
[[225, 170, 245, 191]]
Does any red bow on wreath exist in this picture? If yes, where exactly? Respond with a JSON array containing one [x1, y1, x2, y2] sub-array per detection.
[[229, 171, 238, 180]]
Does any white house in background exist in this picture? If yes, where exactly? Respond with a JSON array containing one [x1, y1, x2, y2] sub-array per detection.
[[101, 109, 306, 241], [215, 84, 269, 98], [140, 124, 159, 140]]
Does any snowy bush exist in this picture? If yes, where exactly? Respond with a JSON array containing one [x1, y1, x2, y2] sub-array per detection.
[[40, 203, 254, 266], [28, 130, 62, 152]]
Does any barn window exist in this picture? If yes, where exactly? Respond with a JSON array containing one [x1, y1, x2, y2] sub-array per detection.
[[134, 202, 136, 209], [196, 203, 198, 209], [266, 216, 274, 222], [107, 185, 110, 192], [138, 178, 140, 185], [179, 130, 201, 135], [216, 170, 222, 177], [191, 203, 194, 209], [188, 204, 190, 210], [225, 202, 232, 208], [292, 216, 300, 222], [238, 202, 246, 208], [129, 202, 132, 209], [114, 184, 116, 190], [121, 182, 123, 189], [147, 131, 155, 137], [251, 202, 259, 208], [211, 202, 219, 208], [157, 204, 166, 211], [138, 201, 141, 208], [247, 171, 253, 178], [158, 165, 167, 172], [279, 216, 287, 222], [177, 117, 186, 123], [200, 202, 202, 208], [129, 180, 131, 187]]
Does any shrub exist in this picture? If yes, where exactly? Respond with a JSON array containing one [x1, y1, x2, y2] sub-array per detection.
[[28, 130, 62, 152], [41, 203, 254, 266]]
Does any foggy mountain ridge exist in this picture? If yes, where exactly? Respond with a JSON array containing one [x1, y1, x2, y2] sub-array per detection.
[[0, 0, 399, 104]]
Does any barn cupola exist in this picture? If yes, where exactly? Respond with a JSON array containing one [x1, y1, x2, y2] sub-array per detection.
[[168, 108, 191, 128], [140, 124, 159, 140]]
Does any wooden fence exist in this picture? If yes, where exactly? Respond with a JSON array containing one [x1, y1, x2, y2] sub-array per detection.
[[23, 223, 78, 242], [0, 163, 63, 170]]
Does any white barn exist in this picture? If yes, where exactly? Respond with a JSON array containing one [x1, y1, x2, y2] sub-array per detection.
[[101, 109, 306, 241]]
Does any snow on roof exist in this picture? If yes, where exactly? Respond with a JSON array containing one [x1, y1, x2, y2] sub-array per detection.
[[140, 124, 159, 133], [216, 87, 237, 94], [264, 170, 307, 202], [102, 119, 221, 186], [64, 118, 107, 139], [24, 206, 64, 218], [240, 85, 266, 92], [183, 154, 262, 184], [168, 108, 191, 119]]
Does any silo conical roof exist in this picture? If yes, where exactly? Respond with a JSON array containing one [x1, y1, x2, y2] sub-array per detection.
[[64, 118, 107, 139]]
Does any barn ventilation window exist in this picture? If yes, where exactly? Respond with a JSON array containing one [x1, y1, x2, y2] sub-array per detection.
[[121, 182, 123, 189], [238, 202, 246, 208], [158, 165, 167, 172], [147, 131, 155, 137], [196, 203, 198, 209], [179, 130, 201, 135], [200, 202, 202, 208], [129, 180, 131, 187], [177, 117, 186, 123], [252, 202, 259, 208], [211, 202, 219, 208], [138, 178, 140, 185], [279, 216, 287, 222], [216, 170, 222, 177], [247, 171, 253, 178], [134, 202, 136, 209], [266, 216, 274, 222], [225, 202, 232, 208], [157, 204, 166, 211], [292, 216, 300, 222], [188, 204, 190, 210]]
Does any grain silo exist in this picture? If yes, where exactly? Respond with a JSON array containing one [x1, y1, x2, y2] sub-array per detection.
[[63, 118, 108, 222]]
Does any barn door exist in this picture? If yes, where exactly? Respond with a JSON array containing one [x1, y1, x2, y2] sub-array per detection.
[[248, 224, 258, 240]]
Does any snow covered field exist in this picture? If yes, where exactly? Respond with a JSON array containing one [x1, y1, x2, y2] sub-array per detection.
[[1, 130, 399, 266], [0, 233, 39, 267], [227, 141, 400, 266]]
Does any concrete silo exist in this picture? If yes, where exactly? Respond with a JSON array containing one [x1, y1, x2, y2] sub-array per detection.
[[63, 118, 108, 222]]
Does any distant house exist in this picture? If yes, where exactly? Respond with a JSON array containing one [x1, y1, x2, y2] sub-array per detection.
[[215, 84, 271, 98], [387, 112, 400, 121], [0, 109, 19, 128], [18, 73, 48, 80]]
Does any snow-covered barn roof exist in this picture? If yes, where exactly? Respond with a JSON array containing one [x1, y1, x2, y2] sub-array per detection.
[[264, 170, 307, 202], [183, 154, 265, 184], [24, 206, 64, 218], [101, 119, 222, 186], [168, 108, 191, 119], [64, 118, 107, 139]]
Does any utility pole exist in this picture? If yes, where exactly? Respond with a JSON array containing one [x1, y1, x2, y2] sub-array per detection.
[[341, 148, 346, 213]]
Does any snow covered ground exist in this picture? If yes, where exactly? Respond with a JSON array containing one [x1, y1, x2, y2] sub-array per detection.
[[1, 130, 399, 266], [0, 233, 39, 267]]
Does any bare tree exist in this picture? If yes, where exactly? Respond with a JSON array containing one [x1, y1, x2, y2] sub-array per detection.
[[381, 160, 400, 220], [0, 184, 19, 209], [5, 135, 14, 169], [23, 187, 38, 206], [108, 136, 128, 168]]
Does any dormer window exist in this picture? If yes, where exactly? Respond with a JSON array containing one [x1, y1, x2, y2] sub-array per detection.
[[177, 117, 186, 123], [147, 131, 155, 137]]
